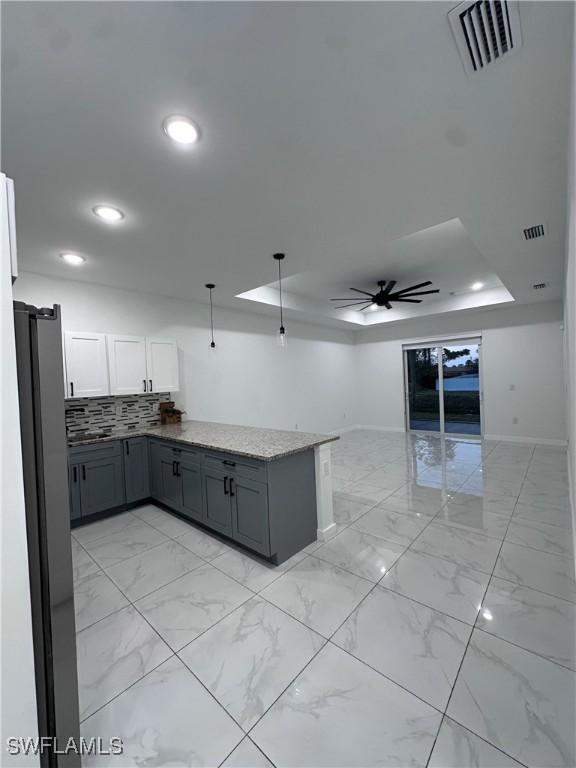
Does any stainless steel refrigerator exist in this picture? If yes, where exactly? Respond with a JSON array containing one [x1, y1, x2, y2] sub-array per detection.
[[14, 301, 80, 767]]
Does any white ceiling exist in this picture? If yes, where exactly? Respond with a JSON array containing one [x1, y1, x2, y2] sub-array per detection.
[[2, 1, 573, 330]]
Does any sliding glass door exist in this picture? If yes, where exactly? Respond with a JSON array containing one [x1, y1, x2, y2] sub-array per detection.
[[404, 340, 482, 436]]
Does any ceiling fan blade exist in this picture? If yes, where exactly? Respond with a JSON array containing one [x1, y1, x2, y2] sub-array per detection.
[[393, 298, 422, 303], [390, 289, 440, 298], [360, 304, 375, 311], [381, 280, 397, 296], [329, 298, 370, 301], [349, 288, 376, 298], [395, 281, 433, 294], [333, 301, 373, 309]]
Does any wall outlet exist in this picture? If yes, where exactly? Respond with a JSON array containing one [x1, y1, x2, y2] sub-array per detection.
[[509, 384, 516, 391], [513, 416, 519, 424], [294, 423, 299, 430], [343, 412, 347, 420]]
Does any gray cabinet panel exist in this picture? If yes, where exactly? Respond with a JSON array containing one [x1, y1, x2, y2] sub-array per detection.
[[149, 440, 181, 509], [124, 437, 150, 503], [203, 468, 233, 536], [180, 457, 203, 523], [231, 476, 270, 556], [79, 456, 125, 517], [69, 462, 82, 520]]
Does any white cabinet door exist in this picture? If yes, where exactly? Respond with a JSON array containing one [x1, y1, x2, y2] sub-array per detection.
[[146, 338, 179, 393], [107, 335, 148, 395], [64, 331, 109, 398]]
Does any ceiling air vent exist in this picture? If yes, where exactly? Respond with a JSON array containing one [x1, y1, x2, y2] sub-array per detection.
[[532, 282, 549, 291], [448, 1, 522, 76], [523, 224, 546, 241]]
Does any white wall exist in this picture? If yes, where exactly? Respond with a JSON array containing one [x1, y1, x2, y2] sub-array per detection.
[[13, 273, 567, 444], [13, 272, 357, 434], [354, 301, 566, 444]]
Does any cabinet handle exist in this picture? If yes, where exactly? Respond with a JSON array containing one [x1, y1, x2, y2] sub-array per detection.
[[172, 460, 177, 476], [70, 381, 74, 397], [73, 466, 77, 483], [223, 476, 229, 495], [82, 465, 86, 481], [149, 379, 153, 392], [175, 462, 181, 477], [143, 379, 147, 392], [229, 477, 235, 497], [126, 441, 130, 456], [223, 459, 236, 467]]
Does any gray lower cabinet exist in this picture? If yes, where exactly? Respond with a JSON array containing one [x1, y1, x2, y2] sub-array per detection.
[[231, 475, 270, 556], [179, 455, 203, 523], [124, 437, 150, 503], [202, 467, 233, 536], [149, 440, 203, 523], [71, 436, 316, 564], [149, 440, 181, 509], [69, 441, 125, 520]]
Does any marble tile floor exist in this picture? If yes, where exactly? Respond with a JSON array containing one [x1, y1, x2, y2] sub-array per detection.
[[72, 429, 575, 767]]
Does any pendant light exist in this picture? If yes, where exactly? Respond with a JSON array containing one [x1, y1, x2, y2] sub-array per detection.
[[205, 283, 216, 349], [273, 253, 287, 347]]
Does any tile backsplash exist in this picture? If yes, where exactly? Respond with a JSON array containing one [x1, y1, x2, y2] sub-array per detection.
[[65, 393, 171, 436]]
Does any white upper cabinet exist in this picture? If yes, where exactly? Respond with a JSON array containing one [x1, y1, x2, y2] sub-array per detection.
[[146, 338, 180, 393], [64, 331, 109, 398], [107, 335, 148, 395]]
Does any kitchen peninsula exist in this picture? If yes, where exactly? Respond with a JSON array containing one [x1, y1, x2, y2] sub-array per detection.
[[68, 420, 338, 564]]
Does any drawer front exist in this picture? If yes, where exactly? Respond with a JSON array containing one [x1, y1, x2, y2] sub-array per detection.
[[202, 451, 267, 483], [69, 440, 122, 463], [150, 439, 200, 464]]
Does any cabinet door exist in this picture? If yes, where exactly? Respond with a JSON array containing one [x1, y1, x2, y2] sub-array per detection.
[[64, 331, 109, 399], [149, 441, 181, 510], [202, 467, 232, 536], [179, 456, 203, 523], [107, 335, 148, 396], [231, 476, 270, 556], [146, 338, 179, 393], [124, 437, 150, 504], [79, 456, 125, 517], [69, 462, 82, 520]]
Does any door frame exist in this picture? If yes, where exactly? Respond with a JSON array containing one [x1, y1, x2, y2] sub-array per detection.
[[403, 336, 483, 438]]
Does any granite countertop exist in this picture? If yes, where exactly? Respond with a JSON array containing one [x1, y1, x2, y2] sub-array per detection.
[[67, 420, 339, 460]]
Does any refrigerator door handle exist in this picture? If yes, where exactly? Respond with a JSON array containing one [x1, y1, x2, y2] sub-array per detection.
[[82, 464, 86, 482], [73, 466, 77, 483], [70, 381, 74, 397]]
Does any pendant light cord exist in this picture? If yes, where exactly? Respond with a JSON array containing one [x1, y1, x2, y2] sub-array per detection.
[[278, 258, 284, 331], [209, 288, 215, 345]]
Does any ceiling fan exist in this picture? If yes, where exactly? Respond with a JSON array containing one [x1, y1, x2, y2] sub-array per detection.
[[330, 280, 440, 311]]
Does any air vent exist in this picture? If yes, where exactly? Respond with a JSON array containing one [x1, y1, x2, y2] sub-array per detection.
[[532, 282, 549, 290], [448, 1, 522, 76], [523, 224, 546, 241]]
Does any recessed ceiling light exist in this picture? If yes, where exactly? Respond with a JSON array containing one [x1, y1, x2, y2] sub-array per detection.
[[471, 281, 484, 291], [163, 115, 200, 145], [92, 205, 124, 223], [60, 252, 85, 266]]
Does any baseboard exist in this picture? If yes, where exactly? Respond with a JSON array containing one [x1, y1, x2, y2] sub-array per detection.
[[484, 434, 567, 446], [317, 523, 336, 541], [327, 424, 362, 435], [355, 424, 406, 433]]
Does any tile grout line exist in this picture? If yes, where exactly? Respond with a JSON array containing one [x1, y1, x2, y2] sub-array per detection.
[[424, 442, 536, 767]]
